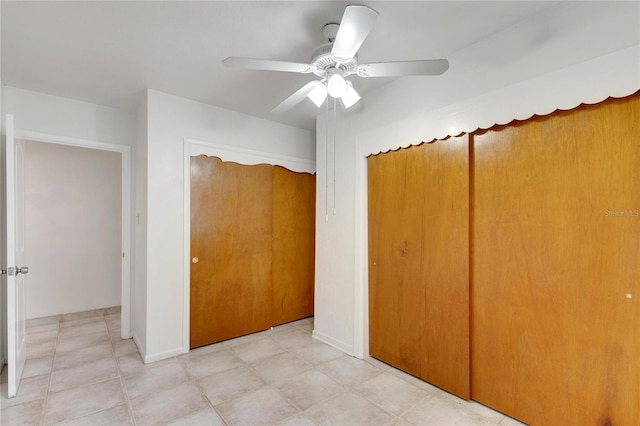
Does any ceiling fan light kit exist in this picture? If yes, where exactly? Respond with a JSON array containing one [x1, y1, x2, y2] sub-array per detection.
[[341, 81, 361, 108], [307, 81, 328, 107], [223, 4, 450, 113], [327, 68, 348, 98]]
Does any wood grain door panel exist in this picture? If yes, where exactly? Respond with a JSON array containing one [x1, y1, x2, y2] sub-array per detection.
[[419, 136, 470, 399], [272, 166, 315, 325], [471, 95, 640, 425], [190, 156, 273, 348], [369, 146, 427, 378], [190, 156, 316, 348], [368, 136, 470, 398]]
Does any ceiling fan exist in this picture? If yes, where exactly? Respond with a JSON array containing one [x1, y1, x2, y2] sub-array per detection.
[[223, 5, 449, 113]]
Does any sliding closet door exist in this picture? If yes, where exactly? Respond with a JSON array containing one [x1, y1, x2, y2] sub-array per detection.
[[472, 95, 640, 425], [419, 136, 469, 398], [369, 146, 427, 377], [271, 166, 315, 325], [369, 136, 470, 398], [190, 156, 273, 348]]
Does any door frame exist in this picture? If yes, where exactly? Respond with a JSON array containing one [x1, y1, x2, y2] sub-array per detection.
[[15, 129, 132, 338], [4, 114, 27, 397], [182, 137, 315, 352]]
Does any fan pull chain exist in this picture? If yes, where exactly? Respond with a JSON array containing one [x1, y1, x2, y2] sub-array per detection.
[[332, 97, 337, 215], [325, 96, 330, 222]]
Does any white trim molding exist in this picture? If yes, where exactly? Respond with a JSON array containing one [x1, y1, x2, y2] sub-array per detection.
[[187, 138, 316, 174], [312, 329, 355, 357], [142, 345, 185, 364], [132, 331, 146, 363]]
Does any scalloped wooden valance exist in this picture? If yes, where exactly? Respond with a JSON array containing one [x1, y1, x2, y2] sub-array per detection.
[[361, 45, 640, 157]]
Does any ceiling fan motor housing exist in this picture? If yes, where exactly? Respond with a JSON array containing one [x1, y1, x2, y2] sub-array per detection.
[[322, 23, 340, 41], [310, 42, 358, 78]]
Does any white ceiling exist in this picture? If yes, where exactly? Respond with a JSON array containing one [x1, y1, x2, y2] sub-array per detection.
[[2, 1, 638, 130]]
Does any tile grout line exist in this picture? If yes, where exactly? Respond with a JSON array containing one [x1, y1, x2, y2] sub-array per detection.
[[281, 326, 354, 420], [270, 323, 412, 425], [37, 318, 60, 426], [186, 355, 231, 426], [53, 312, 132, 425], [325, 362, 404, 424], [221, 349, 295, 425], [350, 368, 434, 423], [18, 315, 513, 426], [185, 320, 317, 425], [108, 314, 138, 426], [12, 317, 316, 425], [36, 310, 129, 425], [235, 322, 343, 425]]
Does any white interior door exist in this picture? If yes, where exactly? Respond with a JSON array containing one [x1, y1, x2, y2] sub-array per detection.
[[4, 114, 28, 398]]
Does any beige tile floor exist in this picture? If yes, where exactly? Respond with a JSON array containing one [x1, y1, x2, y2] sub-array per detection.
[[0, 308, 525, 425]]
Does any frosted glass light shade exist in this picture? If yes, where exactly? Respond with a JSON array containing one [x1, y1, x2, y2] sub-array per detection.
[[341, 83, 360, 108], [327, 73, 347, 98], [307, 83, 328, 107]]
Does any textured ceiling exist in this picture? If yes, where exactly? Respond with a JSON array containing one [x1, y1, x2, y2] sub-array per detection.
[[2, 1, 638, 130]]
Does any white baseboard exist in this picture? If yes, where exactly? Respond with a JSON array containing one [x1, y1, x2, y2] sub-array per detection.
[[143, 346, 186, 364], [312, 329, 356, 357], [132, 331, 187, 364], [132, 332, 146, 361]]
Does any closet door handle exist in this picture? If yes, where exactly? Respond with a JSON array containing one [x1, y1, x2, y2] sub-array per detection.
[[192, 257, 199, 264]]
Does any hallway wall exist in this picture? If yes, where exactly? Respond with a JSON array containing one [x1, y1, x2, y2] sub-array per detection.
[[24, 140, 122, 318]]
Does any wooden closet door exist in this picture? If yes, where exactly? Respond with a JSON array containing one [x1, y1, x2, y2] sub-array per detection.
[[472, 95, 640, 425], [271, 166, 315, 325], [369, 146, 427, 378], [419, 136, 469, 398], [190, 156, 273, 348], [369, 136, 470, 398]]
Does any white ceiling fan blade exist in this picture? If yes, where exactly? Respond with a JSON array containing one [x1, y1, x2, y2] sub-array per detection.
[[357, 59, 450, 77], [223, 57, 314, 74], [271, 81, 323, 113], [331, 5, 379, 60]]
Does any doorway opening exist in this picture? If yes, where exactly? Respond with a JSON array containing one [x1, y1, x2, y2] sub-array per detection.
[[16, 131, 131, 338]]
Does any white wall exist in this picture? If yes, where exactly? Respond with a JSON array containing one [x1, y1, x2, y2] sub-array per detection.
[[142, 90, 314, 362], [1, 0, 6, 365], [3, 87, 134, 147], [312, 109, 358, 354], [313, 1, 640, 358], [1, 97, 5, 367], [133, 93, 148, 354], [24, 140, 121, 318]]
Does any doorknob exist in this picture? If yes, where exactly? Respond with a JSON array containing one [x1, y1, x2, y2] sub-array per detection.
[[192, 257, 199, 264], [6, 266, 29, 276]]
